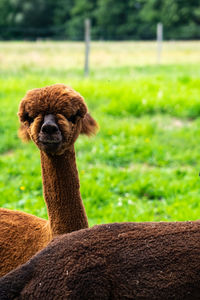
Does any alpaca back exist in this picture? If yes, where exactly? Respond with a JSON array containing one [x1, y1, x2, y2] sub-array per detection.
[[0, 208, 50, 276]]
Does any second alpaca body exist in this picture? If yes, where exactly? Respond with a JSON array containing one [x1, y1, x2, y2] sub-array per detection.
[[0, 84, 98, 276], [0, 222, 200, 299]]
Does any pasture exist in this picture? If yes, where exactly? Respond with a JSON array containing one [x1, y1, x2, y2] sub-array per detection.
[[0, 41, 200, 226]]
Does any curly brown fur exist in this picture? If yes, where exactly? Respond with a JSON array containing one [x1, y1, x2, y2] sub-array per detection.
[[0, 208, 50, 277], [0, 84, 98, 276], [1, 222, 200, 300]]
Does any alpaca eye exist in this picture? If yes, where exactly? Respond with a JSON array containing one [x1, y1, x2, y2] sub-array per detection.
[[67, 114, 77, 124], [67, 110, 81, 124], [24, 113, 34, 125]]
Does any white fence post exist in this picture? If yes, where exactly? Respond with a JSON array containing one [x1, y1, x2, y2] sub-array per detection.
[[84, 18, 91, 77], [157, 22, 163, 64]]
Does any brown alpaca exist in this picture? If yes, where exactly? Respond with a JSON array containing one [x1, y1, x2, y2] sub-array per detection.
[[0, 84, 98, 276], [0, 222, 200, 299]]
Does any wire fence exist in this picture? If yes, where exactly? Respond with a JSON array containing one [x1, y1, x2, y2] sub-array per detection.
[[0, 21, 199, 77], [0, 23, 199, 41]]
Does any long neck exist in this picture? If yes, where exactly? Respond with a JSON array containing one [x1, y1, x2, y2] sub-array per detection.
[[40, 145, 88, 238]]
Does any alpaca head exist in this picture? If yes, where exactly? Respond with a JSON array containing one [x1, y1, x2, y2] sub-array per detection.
[[18, 84, 98, 155]]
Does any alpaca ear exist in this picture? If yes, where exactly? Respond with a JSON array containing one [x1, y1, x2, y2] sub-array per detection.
[[80, 113, 99, 136], [18, 123, 31, 142]]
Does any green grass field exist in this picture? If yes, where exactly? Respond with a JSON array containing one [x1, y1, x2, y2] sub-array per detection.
[[0, 41, 200, 226]]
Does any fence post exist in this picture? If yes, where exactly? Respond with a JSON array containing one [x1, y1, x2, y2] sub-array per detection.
[[157, 22, 163, 64], [84, 18, 91, 77]]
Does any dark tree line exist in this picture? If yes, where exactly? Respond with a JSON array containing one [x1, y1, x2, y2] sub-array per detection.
[[0, 0, 199, 40]]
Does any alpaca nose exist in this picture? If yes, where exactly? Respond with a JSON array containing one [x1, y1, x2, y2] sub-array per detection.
[[42, 124, 58, 134], [41, 114, 59, 134]]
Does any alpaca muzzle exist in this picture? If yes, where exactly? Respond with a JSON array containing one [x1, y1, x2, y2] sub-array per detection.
[[39, 114, 62, 153]]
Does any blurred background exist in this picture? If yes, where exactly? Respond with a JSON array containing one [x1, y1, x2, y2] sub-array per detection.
[[0, 0, 199, 40], [0, 0, 200, 225]]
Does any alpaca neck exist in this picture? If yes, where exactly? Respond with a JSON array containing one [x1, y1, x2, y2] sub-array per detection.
[[40, 146, 88, 238]]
